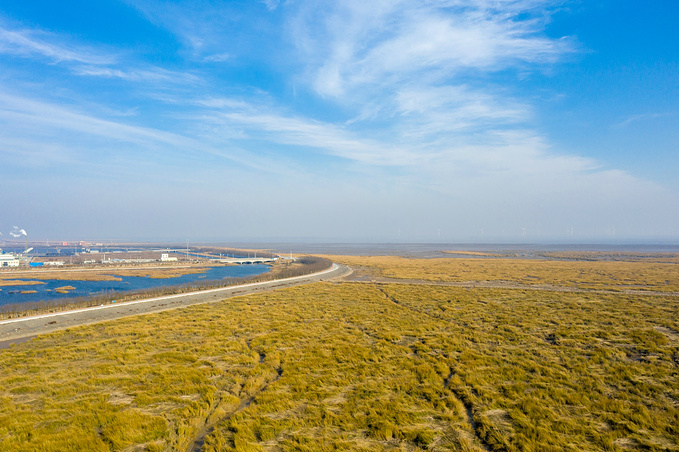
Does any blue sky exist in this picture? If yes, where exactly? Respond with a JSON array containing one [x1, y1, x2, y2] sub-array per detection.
[[0, 0, 677, 243]]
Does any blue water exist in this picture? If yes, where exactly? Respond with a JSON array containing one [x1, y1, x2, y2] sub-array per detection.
[[0, 264, 269, 306]]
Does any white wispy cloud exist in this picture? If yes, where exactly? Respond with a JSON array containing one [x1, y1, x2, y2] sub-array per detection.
[[614, 112, 674, 128], [123, 0, 235, 56], [0, 21, 114, 65], [0, 91, 181, 147], [272, 0, 576, 173], [392, 85, 530, 139], [0, 19, 200, 86], [190, 99, 413, 165], [73, 65, 201, 84], [188, 94, 591, 184], [192, 94, 679, 239], [261, 0, 281, 12], [123, 0, 285, 63], [0, 91, 259, 171], [202, 52, 231, 63], [292, 0, 571, 97], [223, 111, 419, 165]]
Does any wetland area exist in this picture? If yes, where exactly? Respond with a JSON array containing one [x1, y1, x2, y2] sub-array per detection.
[[0, 264, 270, 305], [0, 247, 677, 451]]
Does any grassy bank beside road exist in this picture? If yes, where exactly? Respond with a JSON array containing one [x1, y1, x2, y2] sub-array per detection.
[[0, 254, 677, 451]]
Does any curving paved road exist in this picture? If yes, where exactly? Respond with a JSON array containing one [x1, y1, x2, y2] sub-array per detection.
[[0, 263, 352, 348]]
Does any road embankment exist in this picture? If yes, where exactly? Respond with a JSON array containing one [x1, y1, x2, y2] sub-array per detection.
[[0, 263, 351, 348]]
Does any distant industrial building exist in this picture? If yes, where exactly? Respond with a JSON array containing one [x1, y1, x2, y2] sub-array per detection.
[[0, 251, 20, 267], [161, 253, 178, 262]]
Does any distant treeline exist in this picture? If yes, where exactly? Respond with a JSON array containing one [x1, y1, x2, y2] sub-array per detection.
[[0, 256, 332, 320]]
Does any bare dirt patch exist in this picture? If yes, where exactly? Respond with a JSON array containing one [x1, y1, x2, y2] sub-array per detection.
[[655, 326, 679, 342]]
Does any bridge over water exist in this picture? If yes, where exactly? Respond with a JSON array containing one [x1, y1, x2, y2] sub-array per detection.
[[212, 257, 279, 265]]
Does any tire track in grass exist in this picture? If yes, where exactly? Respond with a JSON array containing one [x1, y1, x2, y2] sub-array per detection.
[[443, 370, 493, 452], [375, 285, 441, 320], [379, 284, 494, 452], [187, 350, 282, 452]]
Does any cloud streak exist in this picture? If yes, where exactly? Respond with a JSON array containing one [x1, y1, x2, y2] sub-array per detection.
[[0, 90, 314, 182], [0, 21, 113, 65], [0, 19, 200, 87], [614, 112, 674, 128], [72, 65, 201, 84]]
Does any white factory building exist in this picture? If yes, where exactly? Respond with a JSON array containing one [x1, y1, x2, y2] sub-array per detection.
[[0, 250, 20, 267], [161, 253, 178, 262]]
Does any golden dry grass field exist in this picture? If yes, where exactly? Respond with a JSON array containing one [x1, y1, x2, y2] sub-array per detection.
[[326, 254, 679, 292], [0, 254, 677, 451]]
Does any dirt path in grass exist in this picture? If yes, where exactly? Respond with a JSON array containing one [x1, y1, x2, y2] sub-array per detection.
[[0, 264, 352, 348]]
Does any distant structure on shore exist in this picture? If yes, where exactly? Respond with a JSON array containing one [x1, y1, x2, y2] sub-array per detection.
[[0, 250, 20, 267], [0, 244, 292, 268], [161, 253, 178, 262]]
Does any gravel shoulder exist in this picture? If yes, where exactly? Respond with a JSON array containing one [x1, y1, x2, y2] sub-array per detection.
[[0, 263, 352, 348]]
